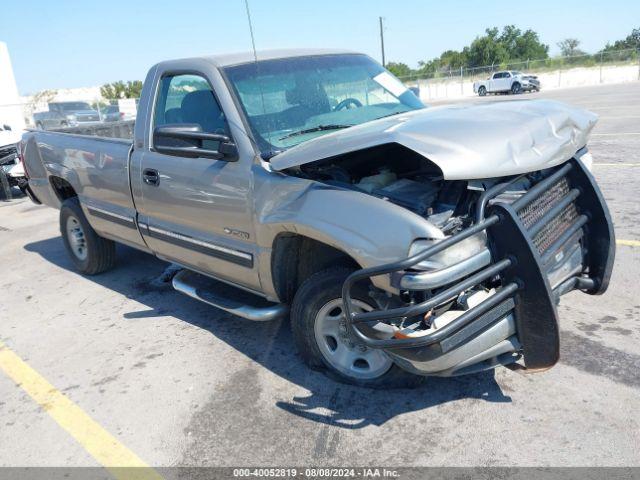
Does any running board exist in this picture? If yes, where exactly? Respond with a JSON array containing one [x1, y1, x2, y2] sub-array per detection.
[[172, 269, 288, 322]]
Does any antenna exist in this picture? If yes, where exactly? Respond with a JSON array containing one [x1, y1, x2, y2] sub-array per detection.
[[244, 0, 259, 64], [243, 0, 272, 155]]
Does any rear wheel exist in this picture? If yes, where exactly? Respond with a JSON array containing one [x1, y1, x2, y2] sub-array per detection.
[[60, 197, 116, 274], [478, 86, 487, 96], [291, 267, 423, 388]]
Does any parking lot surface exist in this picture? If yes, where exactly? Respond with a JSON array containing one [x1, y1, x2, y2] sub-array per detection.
[[1, 82, 639, 469]]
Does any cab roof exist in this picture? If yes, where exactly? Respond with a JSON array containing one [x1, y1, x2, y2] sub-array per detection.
[[190, 48, 359, 68]]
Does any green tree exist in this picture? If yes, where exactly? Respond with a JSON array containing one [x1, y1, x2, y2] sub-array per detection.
[[386, 62, 413, 78], [602, 28, 640, 52], [557, 38, 585, 57], [438, 50, 467, 70], [511, 29, 549, 60], [386, 24, 549, 78], [463, 26, 548, 67], [100, 80, 143, 100], [463, 27, 510, 67]]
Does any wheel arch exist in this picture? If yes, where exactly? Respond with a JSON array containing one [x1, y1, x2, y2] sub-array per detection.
[[270, 233, 361, 304], [49, 175, 78, 203]]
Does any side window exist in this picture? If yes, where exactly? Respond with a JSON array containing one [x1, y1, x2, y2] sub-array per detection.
[[154, 73, 228, 135], [504, 72, 511, 78], [492, 73, 501, 79]]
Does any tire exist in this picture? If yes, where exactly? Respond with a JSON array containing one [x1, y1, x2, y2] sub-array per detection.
[[0, 170, 10, 200], [59, 197, 116, 275], [291, 267, 423, 388], [511, 82, 521, 94], [478, 86, 487, 96]]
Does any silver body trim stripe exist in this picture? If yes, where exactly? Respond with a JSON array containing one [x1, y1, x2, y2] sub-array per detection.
[[87, 206, 135, 223], [146, 225, 253, 262]]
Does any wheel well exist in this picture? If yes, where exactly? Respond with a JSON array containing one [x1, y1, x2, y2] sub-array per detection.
[[50, 176, 77, 202], [271, 234, 360, 303]]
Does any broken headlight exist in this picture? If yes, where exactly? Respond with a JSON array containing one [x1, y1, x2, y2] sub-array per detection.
[[408, 232, 488, 271]]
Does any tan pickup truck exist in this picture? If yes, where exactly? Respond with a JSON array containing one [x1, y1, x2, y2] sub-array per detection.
[[21, 49, 614, 387]]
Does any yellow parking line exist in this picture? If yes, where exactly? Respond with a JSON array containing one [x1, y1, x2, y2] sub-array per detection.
[[0, 341, 163, 480], [617, 239, 640, 247]]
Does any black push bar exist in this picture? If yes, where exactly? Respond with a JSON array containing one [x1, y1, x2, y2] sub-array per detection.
[[341, 159, 587, 351]]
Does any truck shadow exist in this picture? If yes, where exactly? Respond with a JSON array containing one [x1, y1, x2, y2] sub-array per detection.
[[24, 237, 512, 429]]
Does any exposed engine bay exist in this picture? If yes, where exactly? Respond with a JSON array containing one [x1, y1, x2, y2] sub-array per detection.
[[289, 144, 474, 233], [285, 143, 584, 357], [289, 143, 542, 233]]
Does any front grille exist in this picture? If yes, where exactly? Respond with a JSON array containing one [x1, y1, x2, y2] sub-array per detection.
[[77, 115, 99, 122], [531, 202, 579, 252], [517, 176, 579, 254]]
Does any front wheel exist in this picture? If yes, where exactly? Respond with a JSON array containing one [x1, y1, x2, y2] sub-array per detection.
[[60, 197, 116, 275], [511, 82, 521, 94], [291, 267, 423, 388], [478, 86, 487, 96]]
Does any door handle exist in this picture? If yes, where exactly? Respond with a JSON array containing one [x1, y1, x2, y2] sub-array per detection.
[[143, 168, 160, 186]]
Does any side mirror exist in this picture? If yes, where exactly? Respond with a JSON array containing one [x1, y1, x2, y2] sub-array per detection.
[[153, 124, 238, 161]]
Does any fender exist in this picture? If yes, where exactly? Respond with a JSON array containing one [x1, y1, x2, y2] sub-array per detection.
[[254, 176, 444, 295]]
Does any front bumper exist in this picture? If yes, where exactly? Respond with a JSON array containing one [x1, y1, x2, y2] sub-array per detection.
[[342, 157, 615, 376], [521, 80, 540, 91]]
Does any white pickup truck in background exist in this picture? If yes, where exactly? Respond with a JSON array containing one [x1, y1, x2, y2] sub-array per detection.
[[473, 70, 541, 96]]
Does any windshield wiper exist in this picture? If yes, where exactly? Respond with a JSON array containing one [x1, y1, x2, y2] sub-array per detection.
[[377, 110, 409, 120], [279, 124, 352, 141]]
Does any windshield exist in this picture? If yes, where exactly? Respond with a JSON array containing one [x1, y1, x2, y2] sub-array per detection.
[[59, 102, 93, 111], [223, 54, 424, 156]]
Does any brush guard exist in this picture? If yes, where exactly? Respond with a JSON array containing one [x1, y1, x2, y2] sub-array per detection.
[[341, 157, 615, 371]]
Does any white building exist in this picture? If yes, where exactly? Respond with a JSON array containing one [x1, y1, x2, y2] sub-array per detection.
[[0, 41, 26, 132]]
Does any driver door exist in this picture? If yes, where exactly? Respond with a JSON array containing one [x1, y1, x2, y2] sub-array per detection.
[[131, 72, 260, 292], [498, 72, 511, 91], [488, 72, 501, 92]]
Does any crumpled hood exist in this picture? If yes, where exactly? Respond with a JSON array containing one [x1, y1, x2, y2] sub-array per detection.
[[271, 99, 597, 180]]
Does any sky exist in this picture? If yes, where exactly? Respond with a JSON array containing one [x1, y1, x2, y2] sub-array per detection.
[[2, 0, 639, 95]]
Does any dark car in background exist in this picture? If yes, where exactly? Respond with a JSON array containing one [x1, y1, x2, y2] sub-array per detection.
[[102, 105, 125, 122], [33, 101, 101, 130]]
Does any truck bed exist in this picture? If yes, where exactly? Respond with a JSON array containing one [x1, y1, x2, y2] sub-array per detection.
[[46, 120, 135, 140], [22, 128, 134, 218]]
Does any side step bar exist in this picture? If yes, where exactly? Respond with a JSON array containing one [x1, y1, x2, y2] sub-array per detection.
[[172, 269, 289, 322]]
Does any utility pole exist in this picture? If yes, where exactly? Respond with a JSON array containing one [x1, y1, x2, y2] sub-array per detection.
[[379, 17, 386, 67]]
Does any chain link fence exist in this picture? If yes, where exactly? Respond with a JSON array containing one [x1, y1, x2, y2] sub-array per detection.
[[397, 48, 640, 101]]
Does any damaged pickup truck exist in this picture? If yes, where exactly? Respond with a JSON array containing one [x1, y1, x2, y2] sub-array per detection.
[[22, 49, 614, 387]]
